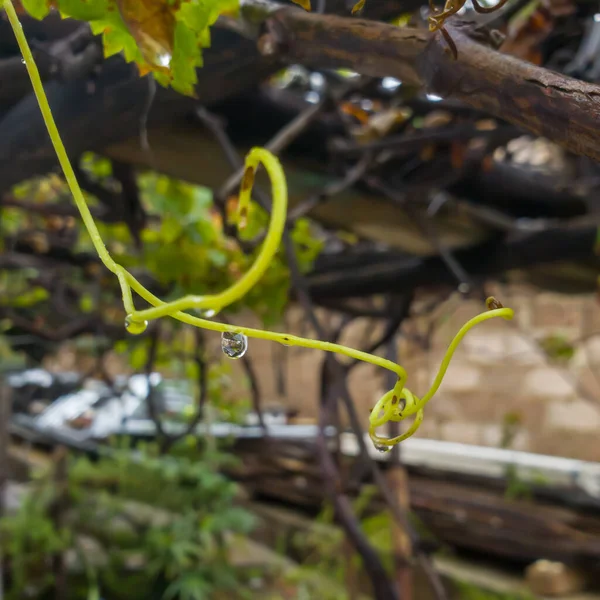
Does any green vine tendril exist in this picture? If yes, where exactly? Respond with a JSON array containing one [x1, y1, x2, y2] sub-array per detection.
[[3, 0, 514, 449]]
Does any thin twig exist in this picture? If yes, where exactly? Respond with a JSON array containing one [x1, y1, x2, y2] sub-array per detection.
[[218, 76, 370, 201], [346, 294, 412, 371], [240, 354, 267, 430], [164, 329, 209, 450], [144, 322, 167, 446], [287, 152, 372, 222], [318, 368, 400, 600], [199, 81, 401, 597]]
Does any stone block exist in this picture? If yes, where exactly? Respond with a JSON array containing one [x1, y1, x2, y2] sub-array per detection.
[[480, 423, 503, 447], [439, 420, 481, 445], [576, 366, 600, 402], [572, 336, 600, 369], [438, 364, 481, 394], [509, 429, 530, 451], [546, 399, 600, 432], [480, 424, 530, 451], [427, 395, 462, 420], [524, 367, 575, 399], [533, 295, 584, 330], [463, 330, 545, 366], [413, 417, 440, 439], [525, 560, 586, 596], [532, 431, 600, 461]]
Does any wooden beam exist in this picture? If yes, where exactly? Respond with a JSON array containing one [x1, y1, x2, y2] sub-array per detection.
[[243, 2, 600, 163]]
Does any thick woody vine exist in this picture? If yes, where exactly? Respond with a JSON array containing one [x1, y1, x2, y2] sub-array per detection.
[[3, 0, 514, 449]]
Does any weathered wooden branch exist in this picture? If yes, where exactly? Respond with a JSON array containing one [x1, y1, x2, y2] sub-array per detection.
[[241, 2, 600, 162], [227, 438, 600, 568], [307, 222, 600, 298]]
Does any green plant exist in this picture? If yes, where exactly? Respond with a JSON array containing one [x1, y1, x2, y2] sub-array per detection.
[[1, 443, 256, 600], [21, 0, 239, 96], [453, 579, 534, 600], [0, 480, 71, 599], [504, 464, 534, 502], [539, 333, 575, 362], [287, 487, 393, 597], [5, 0, 514, 452]]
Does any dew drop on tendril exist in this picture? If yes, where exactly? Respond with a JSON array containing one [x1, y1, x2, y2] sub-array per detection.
[[125, 315, 148, 335], [221, 331, 248, 359], [198, 308, 217, 318], [373, 443, 391, 454]]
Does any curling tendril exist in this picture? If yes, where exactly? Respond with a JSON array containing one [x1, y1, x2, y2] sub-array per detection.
[[3, 0, 514, 448]]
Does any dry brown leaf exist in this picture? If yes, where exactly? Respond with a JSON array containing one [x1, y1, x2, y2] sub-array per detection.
[[475, 119, 497, 131], [352, 107, 412, 143], [420, 144, 436, 162], [422, 110, 453, 129], [116, 0, 175, 73], [340, 102, 371, 124], [450, 142, 466, 170], [501, 0, 575, 64], [482, 154, 495, 173]]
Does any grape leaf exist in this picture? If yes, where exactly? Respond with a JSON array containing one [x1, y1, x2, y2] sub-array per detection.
[[20, 0, 51, 19], [58, 0, 108, 20], [18, 0, 241, 96], [171, 19, 199, 95], [115, 0, 175, 75], [89, 7, 145, 67]]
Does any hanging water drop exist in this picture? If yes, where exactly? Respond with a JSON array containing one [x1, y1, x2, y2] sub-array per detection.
[[373, 442, 391, 454], [125, 315, 148, 335], [196, 308, 217, 318], [157, 53, 172, 68], [221, 331, 248, 359]]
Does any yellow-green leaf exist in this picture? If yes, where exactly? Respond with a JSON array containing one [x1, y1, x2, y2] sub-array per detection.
[[20, 0, 51, 19]]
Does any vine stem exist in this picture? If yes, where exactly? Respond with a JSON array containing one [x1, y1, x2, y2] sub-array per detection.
[[3, 0, 514, 447]]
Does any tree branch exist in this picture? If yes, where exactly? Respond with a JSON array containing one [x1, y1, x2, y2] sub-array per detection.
[[242, 2, 600, 162], [307, 223, 600, 298]]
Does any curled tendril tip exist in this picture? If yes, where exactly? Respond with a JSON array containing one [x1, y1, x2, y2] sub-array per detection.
[[369, 298, 513, 448]]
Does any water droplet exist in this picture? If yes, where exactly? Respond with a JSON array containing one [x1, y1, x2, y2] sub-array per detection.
[[381, 76, 402, 92], [221, 331, 248, 359], [198, 308, 216, 318], [373, 442, 391, 454], [157, 53, 172, 68], [21, 58, 25, 64], [305, 90, 320, 104], [125, 315, 148, 335]]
